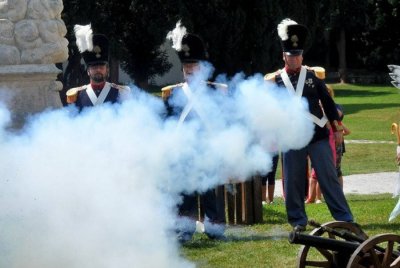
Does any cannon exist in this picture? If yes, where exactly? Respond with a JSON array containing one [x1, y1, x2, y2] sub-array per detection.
[[289, 220, 400, 268]]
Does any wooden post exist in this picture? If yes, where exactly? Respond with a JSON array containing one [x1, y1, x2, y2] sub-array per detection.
[[241, 177, 263, 224], [252, 176, 263, 223], [204, 180, 264, 226]]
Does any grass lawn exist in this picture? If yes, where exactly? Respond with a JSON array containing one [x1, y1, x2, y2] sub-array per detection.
[[183, 195, 400, 267], [335, 84, 400, 175], [334, 83, 400, 141], [179, 84, 400, 267]]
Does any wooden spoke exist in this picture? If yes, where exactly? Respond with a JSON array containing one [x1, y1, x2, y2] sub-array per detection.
[[347, 234, 400, 268], [297, 221, 367, 268]]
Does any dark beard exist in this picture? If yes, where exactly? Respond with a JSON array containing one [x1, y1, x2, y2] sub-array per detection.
[[90, 73, 106, 83]]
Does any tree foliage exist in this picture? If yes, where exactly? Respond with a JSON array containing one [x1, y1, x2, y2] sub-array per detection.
[[61, 0, 179, 90], [114, 0, 181, 87], [61, 0, 400, 90], [174, 0, 320, 76], [357, 0, 400, 70]]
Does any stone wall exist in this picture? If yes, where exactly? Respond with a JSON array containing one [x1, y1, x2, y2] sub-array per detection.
[[0, 0, 68, 129]]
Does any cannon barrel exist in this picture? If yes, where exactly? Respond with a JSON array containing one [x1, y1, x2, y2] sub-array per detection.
[[308, 220, 400, 258], [289, 231, 360, 254], [293, 221, 400, 268]]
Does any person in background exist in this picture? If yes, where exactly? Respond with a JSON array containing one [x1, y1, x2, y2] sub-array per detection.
[[265, 18, 353, 231], [330, 87, 351, 188], [305, 67, 351, 204], [162, 23, 226, 243], [66, 24, 130, 109]]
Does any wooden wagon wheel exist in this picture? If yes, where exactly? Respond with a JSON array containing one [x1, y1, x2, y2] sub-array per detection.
[[346, 233, 400, 268], [297, 221, 368, 268]]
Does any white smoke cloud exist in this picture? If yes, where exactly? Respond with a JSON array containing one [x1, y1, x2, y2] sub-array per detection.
[[0, 63, 314, 267]]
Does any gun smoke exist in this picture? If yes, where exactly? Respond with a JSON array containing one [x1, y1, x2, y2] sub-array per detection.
[[0, 65, 314, 267]]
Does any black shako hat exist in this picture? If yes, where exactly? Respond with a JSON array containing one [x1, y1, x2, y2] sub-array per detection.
[[277, 19, 308, 56], [177, 33, 207, 63], [81, 34, 109, 66]]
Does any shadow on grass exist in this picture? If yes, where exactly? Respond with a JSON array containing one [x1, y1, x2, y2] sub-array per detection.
[[346, 194, 392, 201], [342, 103, 400, 115], [360, 222, 400, 233], [337, 89, 391, 98]]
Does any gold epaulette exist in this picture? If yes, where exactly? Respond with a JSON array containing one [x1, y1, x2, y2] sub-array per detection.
[[310, 66, 326, 80], [207, 81, 228, 92], [66, 85, 87, 104], [161, 83, 183, 100], [111, 83, 130, 92], [264, 70, 280, 82]]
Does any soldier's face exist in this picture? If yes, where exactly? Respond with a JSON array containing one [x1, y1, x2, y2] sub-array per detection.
[[87, 64, 108, 83], [283, 53, 303, 70], [182, 62, 200, 81]]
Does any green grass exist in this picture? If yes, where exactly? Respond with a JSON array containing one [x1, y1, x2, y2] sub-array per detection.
[[342, 143, 397, 174], [183, 195, 400, 267], [179, 84, 400, 267], [333, 83, 400, 141], [334, 84, 400, 175]]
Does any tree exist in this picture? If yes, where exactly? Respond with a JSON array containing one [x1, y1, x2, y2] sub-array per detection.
[[60, 0, 98, 105], [357, 0, 400, 71], [117, 0, 180, 88], [61, 0, 179, 93], [61, 0, 400, 91], [319, 0, 368, 81], [173, 0, 318, 77]]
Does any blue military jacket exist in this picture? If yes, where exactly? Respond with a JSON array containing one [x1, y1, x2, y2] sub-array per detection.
[[66, 82, 130, 110], [161, 81, 228, 119], [265, 67, 340, 144]]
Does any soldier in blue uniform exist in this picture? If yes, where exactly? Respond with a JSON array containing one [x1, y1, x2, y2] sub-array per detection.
[[66, 25, 130, 109], [163, 30, 226, 243], [265, 18, 353, 231]]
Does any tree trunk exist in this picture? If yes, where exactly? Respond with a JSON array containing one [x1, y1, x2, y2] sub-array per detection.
[[324, 29, 331, 69], [137, 80, 149, 90], [336, 28, 347, 83], [109, 56, 120, 83]]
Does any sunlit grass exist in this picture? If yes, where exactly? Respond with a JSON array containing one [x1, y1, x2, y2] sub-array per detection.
[[183, 194, 400, 267]]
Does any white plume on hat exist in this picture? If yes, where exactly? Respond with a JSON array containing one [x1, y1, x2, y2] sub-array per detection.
[[74, 24, 93, 53], [166, 20, 187, 51], [388, 65, 400, 89], [277, 18, 298, 41]]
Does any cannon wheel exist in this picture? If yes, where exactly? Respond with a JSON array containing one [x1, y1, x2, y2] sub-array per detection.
[[346, 233, 400, 268], [297, 221, 368, 268]]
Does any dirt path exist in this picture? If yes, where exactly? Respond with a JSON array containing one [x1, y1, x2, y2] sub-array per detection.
[[274, 172, 398, 197]]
